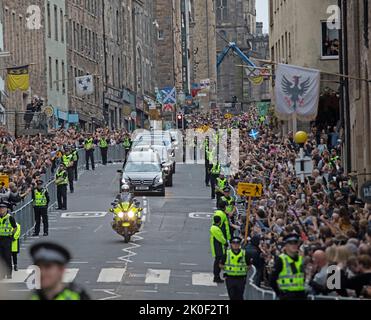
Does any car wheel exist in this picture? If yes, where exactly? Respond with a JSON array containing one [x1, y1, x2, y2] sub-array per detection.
[[166, 175, 173, 187], [159, 187, 165, 197]]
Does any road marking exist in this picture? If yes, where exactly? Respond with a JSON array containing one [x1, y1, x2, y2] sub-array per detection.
[[61, 212, 107, 218], [192, 273, 217, 287], [136, 290, 158, 293], [92, 289, 122, 301], [94, 225, 103, 233], [63, 269, 79, 283], [188, 212, 213, 219], [145, 269, 171, 284], [1, 270, 29, 283], [117, 232, 145, 263], [97, 268, 126, 283], [180, 263, 198, 266], [70, 261, 89, 264], [176, 292, 200, 295], [143, 262, 162, 265]]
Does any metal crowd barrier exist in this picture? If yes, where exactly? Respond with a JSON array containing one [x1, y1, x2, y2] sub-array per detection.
[[244, 265, 277, 300], [12, 145, 125, 240], [244, 266, 364, 300]]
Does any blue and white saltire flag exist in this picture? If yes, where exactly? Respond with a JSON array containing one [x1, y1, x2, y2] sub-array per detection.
[[161, 87, 177, 104], [249, 129, 260, 140]]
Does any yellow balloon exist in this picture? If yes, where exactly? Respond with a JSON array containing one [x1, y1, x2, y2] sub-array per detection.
[[294, 131, 308, 144]]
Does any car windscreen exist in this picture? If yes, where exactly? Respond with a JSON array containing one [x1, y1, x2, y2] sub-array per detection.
[[124, 162, 161, 173]]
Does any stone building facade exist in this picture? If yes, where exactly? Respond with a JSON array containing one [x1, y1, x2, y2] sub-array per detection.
[[189, 0, 217, 110], [269, 0, 340, 133], [155, 0, 183, 90], [2, 0, 47, 134], [216, 0, 256, 105], [66, 0, 104, 131], [341, 0, 371, 184]]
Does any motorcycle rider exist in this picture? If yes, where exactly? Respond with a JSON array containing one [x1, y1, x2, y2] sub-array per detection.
[[112, 184, 142, 230]]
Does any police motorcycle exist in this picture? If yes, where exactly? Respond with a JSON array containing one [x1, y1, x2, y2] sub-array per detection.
[[110, 185, 143, 243]]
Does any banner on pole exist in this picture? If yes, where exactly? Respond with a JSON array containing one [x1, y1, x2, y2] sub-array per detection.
[[274, 63, 320, 121]]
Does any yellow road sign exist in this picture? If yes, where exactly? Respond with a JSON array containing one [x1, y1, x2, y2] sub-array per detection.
[[237, 183, 263, 198], [0, 175, 9, 188]]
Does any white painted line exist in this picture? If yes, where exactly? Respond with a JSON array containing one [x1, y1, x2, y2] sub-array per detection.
[[180, 263, 198, 266], [63, 269, 79, 283], [136, 290, 158, 293], [97, 268, 126, 283], [145, 269, 171, 284], [94, 225, 103, 233], [61, 212, 107, 219], [70, 261, 89, 264], [143, 262, 162, 265], [1, 270, 29, 283], [176, 292, 200, 295], [192, 273, 217, 287]]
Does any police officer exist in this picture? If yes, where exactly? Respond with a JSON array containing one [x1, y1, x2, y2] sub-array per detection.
[[32, 180, 50, 237], [216, 172, 228, 208], [62, 147, 75, 193], [210, 215, 227, 284], [0, 202, 18, 279], [221, 186, 238, 237], [11, 223, 21, 271], [84, 134, 95, 171], [213, 201, 231, 242], [270, 234, 307, 300], [122, 134, 132, 163], [71, 145, 79, 181], [29, 242, 90, 300], [56, 164, 68, 210], [204, 137, 211, 187], [99, 135, 109, 165], [210, 162, 221, 200], [221, 237, 249, 300]]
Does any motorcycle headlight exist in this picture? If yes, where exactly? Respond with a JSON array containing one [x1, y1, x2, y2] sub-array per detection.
[[164, 166, 170, 172], [128, 210, 135, 219], [118, 212, 124, 218]]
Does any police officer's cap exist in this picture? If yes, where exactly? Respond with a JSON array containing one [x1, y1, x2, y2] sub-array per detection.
[[0, 202, 9, 208], [230, 237, 242, 244], [30, 242, 71, 265], [283, 234, 300, 244]]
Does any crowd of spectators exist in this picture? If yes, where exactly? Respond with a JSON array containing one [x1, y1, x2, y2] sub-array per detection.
[[186, 106, 371, 299], [0, 126, 129, 210]]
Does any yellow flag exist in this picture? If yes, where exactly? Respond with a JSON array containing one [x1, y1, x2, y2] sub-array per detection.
[[6, 65, 30, 91], [249, 75, 264, 86]]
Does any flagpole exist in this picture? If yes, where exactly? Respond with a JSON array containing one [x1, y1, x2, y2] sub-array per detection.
[[292, 113, 298, 134]]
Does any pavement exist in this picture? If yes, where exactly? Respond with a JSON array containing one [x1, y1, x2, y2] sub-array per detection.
[[2, 162, 228, 300]]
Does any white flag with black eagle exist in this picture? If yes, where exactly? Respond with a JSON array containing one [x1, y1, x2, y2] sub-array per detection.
[[75, 75, 94, 96], [274, 64, 320, 121]]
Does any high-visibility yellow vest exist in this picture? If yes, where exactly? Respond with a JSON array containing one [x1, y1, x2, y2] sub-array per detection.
[[277, 254, 305, 292], [212, 210, 231, 241], [209, 225, 226, 258], [224, 249, 248, 277], [62, 154, 73, 168], [84, 138, 94, 151], [123, 138, 131, 148], [0, 214, 13, 237], [56, 170, 68, 185], [33, 189, 48, 207], [31, 289, 81, 300], [222, 196, 235, 214], [12, 223, 21, 252], [216, 178, 227, 191], [99, 138, 108, 148], [72, 150, 78, 162], [211, 163, 221, 175]]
